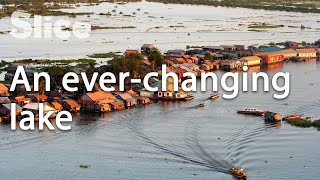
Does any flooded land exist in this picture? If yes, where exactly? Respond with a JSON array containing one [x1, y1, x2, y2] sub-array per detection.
[[0, 1, 319, 60], [0, 1, 320, 180]]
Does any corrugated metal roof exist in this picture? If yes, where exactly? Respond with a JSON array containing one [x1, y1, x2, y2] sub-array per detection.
[[86, 91, 116, 101], [2, 104, 22, 110]]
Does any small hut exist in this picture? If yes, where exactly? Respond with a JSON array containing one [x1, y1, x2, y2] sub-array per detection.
[[264, 111, 282, 122], [62, 99, 81, 112]]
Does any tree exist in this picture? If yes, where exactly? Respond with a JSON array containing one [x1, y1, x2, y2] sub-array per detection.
[[148, 50, 165, 68], [48, 66, 73, 91], [38, 79, 46, 95], [204, 52, 213, 60], [127, 52, 144, 61]]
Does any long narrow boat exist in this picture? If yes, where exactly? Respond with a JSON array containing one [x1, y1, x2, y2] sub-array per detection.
[[197, 103, 205, 107], [209, 93, 220, 100], [237, 108, 265, 116], [229, 167, 248, 179]]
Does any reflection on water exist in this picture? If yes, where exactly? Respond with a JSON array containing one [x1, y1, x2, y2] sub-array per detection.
[[0, 62, 320, 179]]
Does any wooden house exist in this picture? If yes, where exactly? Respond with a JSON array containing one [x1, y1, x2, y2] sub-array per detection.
[[62, 99, 81, 112], [200, 64, 211, 71], [235, 45, 245, 51], [0, 104, 22, 121], [29, 94, 48, 102], [50, 102, 63, 111], [240, 56, 261, 67], [15, 96, 29, 106], [22, 103, 58, 119], [296, 48, 317, 59], [124, 49, 139, 56], [166, 49, 185, 57], [128, 89, 150, 105], [116, 93, 136, 108], [108, 100, 125, 111], [202, 46, 224, 53], [278, 49, 298, 59], [221, 45, 236, 52], [0, 83, 9, 96], [220, 60, 243, 71], [141, 44, 156, 54], [80, 91, 124, 111], [0, 97, 11, 104], [174, 58, 186, 64], [256, 52, 285, 65]]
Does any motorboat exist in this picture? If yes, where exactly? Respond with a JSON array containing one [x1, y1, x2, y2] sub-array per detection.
[[197, 103, 205, 107], [283, 113, 302, 121], [185, 94, 195, 101], [237, 108, 265, 116], [229, 167, 248, 179], [209, 93, 220, 100]]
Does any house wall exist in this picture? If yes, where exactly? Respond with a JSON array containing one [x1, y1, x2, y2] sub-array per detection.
[[247, 60, 261, 66], [140, 91, 153, 98], [158, 91, 173, 97], [81, 94, 92, 101], [298, 52, 317, 58]]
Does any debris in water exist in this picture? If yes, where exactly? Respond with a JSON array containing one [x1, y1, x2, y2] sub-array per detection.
[[79, 164, 90, 168]]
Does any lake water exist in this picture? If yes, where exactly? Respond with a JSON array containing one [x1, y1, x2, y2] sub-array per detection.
[[0, 61, 320, 179], [0, 1, 320, 61]]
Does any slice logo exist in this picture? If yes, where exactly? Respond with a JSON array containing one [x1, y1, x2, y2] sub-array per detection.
[[9, 11, 91, 39]]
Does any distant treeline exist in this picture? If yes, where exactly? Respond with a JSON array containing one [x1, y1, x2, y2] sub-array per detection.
[[1, 0, 319, 15], [145, 0, 320, 14], [0, 0, 100, 5]]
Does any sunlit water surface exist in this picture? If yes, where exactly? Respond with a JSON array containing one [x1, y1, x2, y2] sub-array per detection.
[[0, 61, 320, 179]]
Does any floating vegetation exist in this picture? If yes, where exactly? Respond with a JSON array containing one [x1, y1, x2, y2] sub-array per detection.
[[169, 25, 185, 28], [286, 119, 320, 129], [248, 29, 267, 32], [145, 0, 320, 14], [91, 25, 136, 30], [87, 52, 120, 59], [248, 23, 284, 29], [79, 164, 90, 168], [0, 31, 9, 35]]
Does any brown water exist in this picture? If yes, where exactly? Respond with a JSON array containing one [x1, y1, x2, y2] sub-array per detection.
[[0, 61, 320, 179]]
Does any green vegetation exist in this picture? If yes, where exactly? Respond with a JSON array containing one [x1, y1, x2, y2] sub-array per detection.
[[105, 52, 148, 79], [145, 0, 320, 14], [87, 52, 120, 58], [48, 65, 74, 90], [0, 0, 96, 18], [14, 58, 95, 65], [148, 50, 165, 69], [91, 25, 136, 30], [248, 23, 284, 29], [286, 119, 320, 129]]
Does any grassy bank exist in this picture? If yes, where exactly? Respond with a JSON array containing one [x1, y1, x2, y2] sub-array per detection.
[[87, 52, 121, 58], [146, 0, 320, 14]]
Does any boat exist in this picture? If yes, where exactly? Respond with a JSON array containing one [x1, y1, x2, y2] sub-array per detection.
[[237, 108, 265, 116], [197, 103, 205, 107], [209, 93, 220, 100], [185, 94, 194, 101], [229, 167, 248, 179], [264, 111, 282, 122], [283, 113, 302, 121]]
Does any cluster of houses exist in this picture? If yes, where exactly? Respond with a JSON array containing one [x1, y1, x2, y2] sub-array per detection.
[[136, 40, 320, 72], [0, 81, 152, 123], [1, 40, 319, 123]]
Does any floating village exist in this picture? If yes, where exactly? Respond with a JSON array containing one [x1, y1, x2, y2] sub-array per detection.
[[0, 40, 320, 129], [0, 38, 320, 179]]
